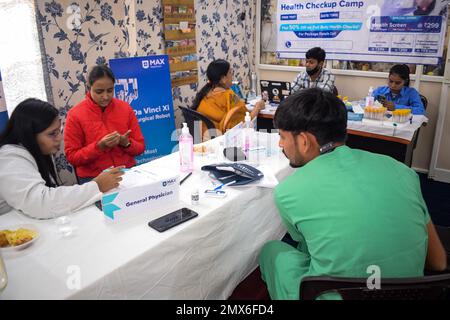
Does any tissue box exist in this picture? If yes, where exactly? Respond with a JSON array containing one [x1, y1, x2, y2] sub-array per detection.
[[101, 167, 179, 221]]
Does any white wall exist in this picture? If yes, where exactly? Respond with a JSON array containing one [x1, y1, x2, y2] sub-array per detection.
[[259, 68, 447, 172], [436, 90, 450, 169]]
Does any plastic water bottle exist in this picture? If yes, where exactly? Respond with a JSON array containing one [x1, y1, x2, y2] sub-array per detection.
[[179, 123, 193, 172], [365, 86, 375, 107], [248, 72, 257, 100], [0, 254, 8, 293], [242, 112, 254, 155]]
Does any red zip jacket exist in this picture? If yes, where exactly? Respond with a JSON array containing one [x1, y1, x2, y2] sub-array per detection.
[[64, 93, 145, 178]]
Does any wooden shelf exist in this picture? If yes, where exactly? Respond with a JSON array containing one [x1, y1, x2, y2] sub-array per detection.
[[172, 75, 198, 87], [165, 14, 195, 24], [165, 29, 195, 41], [163, 0, 197, 87], [163, 0, 194, 5], [169, 61, 197, 72], [166, 45, 197, 57]]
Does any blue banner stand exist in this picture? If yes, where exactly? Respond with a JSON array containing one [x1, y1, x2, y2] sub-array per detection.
[[0, 71, 8, 134], [109, 55, 176, 164]]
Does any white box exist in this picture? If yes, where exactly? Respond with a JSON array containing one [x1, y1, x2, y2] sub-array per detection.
[[101, 167, 179, 221]]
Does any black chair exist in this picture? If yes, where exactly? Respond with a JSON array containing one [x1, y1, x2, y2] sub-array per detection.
[[436, 225, 450, 268], [74, 171, 80, 185], [424, 226, 450, 276], [332, 85, 339, 96], [406, 94, 428, 166], [420, 94, 428, 111], [179, 106, 220, 143], [300, 273, 450, 300], [412, 94, 428, 151]]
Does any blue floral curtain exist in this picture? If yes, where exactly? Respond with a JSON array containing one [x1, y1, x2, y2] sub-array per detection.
[[36, 0, 256, 183]]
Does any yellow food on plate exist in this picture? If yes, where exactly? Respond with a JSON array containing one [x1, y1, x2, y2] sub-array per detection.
[[0, 228, 38, 247], [0, 232, 8, 247]]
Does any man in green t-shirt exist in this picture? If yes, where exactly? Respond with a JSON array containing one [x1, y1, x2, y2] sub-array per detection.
[[259, 88, 447, 300]]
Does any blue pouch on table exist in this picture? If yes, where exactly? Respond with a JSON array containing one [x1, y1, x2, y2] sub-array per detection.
[[230, 82, 245, 100], [347, 112, 363, 121], [344, 102, 353, 112], [201, 163, 264, 186]]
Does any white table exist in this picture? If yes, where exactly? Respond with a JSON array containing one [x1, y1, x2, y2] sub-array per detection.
[[0, 133, 292, 299], [247, 99, 428, 143]]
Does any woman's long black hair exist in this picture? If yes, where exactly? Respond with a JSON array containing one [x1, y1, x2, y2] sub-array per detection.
[[389, 64, 411, 87], [0, 98, 60, 187], [192, 59, 230, 110]]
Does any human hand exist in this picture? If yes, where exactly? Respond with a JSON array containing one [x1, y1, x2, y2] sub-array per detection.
[[255, 100, 266, 112], [119, 130, 131, 147], [383, 100, 395, 111], [97, 131, 120, 150], [93, 166, 125, 192]]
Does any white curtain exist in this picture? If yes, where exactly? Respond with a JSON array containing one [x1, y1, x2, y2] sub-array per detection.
[[0, 0, 47, 114]]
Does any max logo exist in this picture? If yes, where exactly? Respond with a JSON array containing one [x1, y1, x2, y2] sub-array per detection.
[[162, 178, 176, 187], [142, 59, 165, 69]]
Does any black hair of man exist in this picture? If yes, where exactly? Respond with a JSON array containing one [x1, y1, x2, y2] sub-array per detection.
[[305, 47, 326, 63], [273, 88, 347, 146]]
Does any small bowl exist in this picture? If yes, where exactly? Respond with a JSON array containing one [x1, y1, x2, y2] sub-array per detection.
[[0, 224, 40, 251]]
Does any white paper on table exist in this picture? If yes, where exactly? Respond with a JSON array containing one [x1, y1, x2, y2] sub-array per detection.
[[247, 97, 261, 106], [118, 168, 160, 189], [352, 103, 365, 114], [255, 165, 279, 188]]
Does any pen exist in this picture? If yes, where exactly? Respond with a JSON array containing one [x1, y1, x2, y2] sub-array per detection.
[[213, 180, 236, 191], [103, 167, 130, 173], [248, 146, 266, 152], [180, 172, 192, 185]]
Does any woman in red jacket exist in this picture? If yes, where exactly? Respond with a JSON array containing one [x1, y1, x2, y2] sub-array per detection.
[[64, 65, 145, 183]]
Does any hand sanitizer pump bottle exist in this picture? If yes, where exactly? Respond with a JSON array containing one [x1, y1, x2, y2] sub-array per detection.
[[179, 123, 193, 172], [365, 86, 375, 107], [242, 112, 254, 155]]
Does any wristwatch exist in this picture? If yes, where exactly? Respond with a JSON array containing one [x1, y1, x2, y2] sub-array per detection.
[[122, 141, 131, 148]]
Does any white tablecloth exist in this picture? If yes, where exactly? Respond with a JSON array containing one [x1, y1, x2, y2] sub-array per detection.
[[0, 133, 292, 300], [347, 115, 428, 142], [247, 99, 428, 142]]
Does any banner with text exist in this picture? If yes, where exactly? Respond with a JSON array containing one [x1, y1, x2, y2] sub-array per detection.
[[276, 0, 449, 64], [110, 55, 176, 164], [0, 71, 8, 134]]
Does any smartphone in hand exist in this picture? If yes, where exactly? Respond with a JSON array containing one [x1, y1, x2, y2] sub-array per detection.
[[376, 95, 386, 103]]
